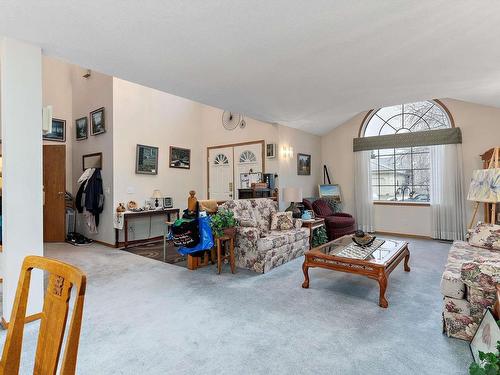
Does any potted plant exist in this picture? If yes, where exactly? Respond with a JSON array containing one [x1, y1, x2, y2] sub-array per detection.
[[469, 341, 500, 375], [209, 209, 237, 238]]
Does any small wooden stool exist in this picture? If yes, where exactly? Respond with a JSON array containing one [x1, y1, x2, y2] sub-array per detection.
[[215, 234, 235, 274]]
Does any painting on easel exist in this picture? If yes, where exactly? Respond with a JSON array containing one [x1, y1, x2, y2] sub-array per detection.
[[467, 169, 500, 203], [467, 147, 500, 228]]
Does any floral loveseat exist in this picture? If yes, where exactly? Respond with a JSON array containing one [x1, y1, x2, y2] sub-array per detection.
[[220, 198, 310, 273], [441, 224, 500, 340]]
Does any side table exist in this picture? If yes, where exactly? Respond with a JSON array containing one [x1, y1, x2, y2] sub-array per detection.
[[301, 218, 325, 249], [215, 234, 235, 274]]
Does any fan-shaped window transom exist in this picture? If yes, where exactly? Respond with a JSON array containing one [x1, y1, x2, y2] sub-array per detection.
[[214, 153, 229, 165], [239, 150, 257, 163]]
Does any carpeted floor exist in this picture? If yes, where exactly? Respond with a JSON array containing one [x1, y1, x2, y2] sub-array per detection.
[[0, 237, 471, 374]]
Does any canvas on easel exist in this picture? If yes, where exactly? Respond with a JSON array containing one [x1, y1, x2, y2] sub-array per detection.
[[468, 147, 500, 228]]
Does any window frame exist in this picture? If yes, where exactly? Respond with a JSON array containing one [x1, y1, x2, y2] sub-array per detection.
[[360, 99, 454, 205]]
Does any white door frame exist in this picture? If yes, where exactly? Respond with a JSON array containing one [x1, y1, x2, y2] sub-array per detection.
[[207, 140, 265, 200]]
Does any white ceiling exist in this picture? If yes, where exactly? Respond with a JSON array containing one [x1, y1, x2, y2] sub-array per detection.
[[1, 1, 500, 135]]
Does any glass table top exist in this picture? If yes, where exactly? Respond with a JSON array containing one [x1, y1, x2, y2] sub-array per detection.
[[309, 235, 407, 265]]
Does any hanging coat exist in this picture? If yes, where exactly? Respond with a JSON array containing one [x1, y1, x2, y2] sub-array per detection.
[[84, 169, 104, 226]]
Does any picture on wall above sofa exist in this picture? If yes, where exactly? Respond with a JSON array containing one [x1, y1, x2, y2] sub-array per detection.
[[169, 146, 191, 169], [90, 107, 105, 136], [297, 153, 311, 175], [136, 144, 158, 175], [75, 117, 88, 141], [43, 118, 66, 142]]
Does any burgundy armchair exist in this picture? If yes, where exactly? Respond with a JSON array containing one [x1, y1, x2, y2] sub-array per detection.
[[303, 198, 356, 240]]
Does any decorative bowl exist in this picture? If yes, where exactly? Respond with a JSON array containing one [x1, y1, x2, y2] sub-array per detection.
[[352, 232, 376, 247]]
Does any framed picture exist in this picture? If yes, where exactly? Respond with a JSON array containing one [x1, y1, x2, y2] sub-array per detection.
[[136, 144, 159, 175], [470, 308, 500, 363], [297, 153, 311, 175], [75, 117, 88, 141], [169, 146, 191, 169], [90, 107, 105, 136], [82, 152, 102, 171], [43, 118, 66, 142], [318, 184, 342, 202]]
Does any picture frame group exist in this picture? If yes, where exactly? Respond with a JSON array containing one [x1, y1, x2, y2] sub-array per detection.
[[135, 144, 192, 175], [75, 107, 105, 141]]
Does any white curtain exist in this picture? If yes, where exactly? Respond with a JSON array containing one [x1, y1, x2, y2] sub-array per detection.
[[430, 144, 467, 240], [354, 150, 374, 232]]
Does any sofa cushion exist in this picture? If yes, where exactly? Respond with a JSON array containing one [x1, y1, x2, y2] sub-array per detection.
[[468, 223, 500, 250], [270, 212, 294, 231], [461, 257, 500, 293], [441, 241, 477, 298], [312, 199, 334, 217], [257, 228, 308, 253], [238, 209, 257, 228], [250, 199, 277, 234], [443, 297, 471, 315]]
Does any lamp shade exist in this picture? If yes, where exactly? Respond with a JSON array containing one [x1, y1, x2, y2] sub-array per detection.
[[467, 169, 500, 203], [152, 189, 163, 199], [283, 187, 303, 203]]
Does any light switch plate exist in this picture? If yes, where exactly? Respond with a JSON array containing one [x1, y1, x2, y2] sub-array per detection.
[[127, 186, 135, 194]]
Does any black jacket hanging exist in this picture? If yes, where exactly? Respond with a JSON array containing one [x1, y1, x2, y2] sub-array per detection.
[[84, 169, 104, 226]]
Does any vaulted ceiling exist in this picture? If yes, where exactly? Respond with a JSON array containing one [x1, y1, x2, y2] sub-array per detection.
[[1, 1, 499, 134]]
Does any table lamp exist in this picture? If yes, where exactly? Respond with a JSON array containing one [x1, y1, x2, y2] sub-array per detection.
[[283, 187, 303, 218], [152, 189, 163, 208]]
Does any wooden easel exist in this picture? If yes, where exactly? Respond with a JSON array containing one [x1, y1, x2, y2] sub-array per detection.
[[469, 147, 499, 228]]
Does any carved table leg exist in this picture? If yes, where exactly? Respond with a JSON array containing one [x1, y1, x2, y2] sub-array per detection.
[[404, 249, 411, 272], [378, 271, 388, 308], [302, 261, 310, 289]]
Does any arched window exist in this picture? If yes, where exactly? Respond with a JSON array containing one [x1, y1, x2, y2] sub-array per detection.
[[214, 153, 229, 165], [362, 100, 452, 202], [239, 150, 257, 163]]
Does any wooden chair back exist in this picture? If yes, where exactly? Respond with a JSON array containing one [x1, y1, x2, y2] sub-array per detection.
[[0, 256, 86, 375]]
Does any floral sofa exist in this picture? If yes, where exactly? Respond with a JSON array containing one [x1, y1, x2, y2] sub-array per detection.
[[441, 223, 500, 340], [220, 198, 310, 273]]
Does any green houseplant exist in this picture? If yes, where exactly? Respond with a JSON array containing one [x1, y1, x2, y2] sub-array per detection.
[[209, 209, 237, 238], [312, 226, 328, 247], [469, 341, 500, 375]]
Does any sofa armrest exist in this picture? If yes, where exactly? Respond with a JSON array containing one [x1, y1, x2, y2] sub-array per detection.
[[461, 258, 500, 293]]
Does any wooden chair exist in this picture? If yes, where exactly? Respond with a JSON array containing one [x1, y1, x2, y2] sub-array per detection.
[[0, 256, 87, 375]]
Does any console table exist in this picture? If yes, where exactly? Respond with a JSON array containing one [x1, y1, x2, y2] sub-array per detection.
[[115, 208, 180, 248]]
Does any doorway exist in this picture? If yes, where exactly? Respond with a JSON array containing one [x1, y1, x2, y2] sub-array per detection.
[[43, 145, 66, 242], [207, 140, 264, 200]]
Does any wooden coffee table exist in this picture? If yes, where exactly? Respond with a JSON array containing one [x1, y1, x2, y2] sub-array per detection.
[[301, 235, 410, 308]]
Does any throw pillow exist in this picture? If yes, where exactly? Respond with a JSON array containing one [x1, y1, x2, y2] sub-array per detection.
[[322, 196, 343, 213], [468, 223, 500, 250], [270, 212, 294, 231], [237, 210, 257, 228], [312, 199, 334, 217]]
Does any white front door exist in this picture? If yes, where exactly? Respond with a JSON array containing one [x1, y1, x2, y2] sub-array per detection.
[[234, 143, 263, 190], [208, 147, 234, 200]]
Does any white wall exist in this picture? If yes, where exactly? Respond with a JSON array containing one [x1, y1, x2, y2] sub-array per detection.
[[111, 81, 323, 242], [71, 67, 114, 245], [321, 98, 500, 237], [277, 124, 322, 205], [199, 104, 281, 194], [113, 78, 205, 242], [0, 37, 44, 321], [42, 56, 73, 192]]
